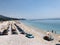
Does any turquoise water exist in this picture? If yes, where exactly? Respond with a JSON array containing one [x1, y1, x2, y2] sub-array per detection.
[[20, 20, 60, 34]]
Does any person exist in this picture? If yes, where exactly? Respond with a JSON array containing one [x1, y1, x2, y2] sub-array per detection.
[[46, 32, 54, 41], [46, 32, 50, 35], [52, 30, 53, 33]]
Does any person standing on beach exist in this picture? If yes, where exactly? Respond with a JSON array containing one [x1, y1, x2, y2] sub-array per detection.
[[52, 30, 53, 33]]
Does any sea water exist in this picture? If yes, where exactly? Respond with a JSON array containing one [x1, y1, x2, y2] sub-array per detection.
[[20, 20, 60, 34]]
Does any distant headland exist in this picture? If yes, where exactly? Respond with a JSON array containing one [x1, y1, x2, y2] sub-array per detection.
[[0, 15, 26, 21]]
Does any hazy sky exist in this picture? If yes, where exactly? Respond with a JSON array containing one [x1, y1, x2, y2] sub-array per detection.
[[0, 0, 60, 19]]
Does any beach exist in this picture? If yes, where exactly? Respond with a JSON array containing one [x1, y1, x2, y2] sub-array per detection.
[[0, 21, 60, 45]]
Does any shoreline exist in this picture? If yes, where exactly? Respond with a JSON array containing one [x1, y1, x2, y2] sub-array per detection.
[[19, 21, 60, 36], [15, 21, 60, 45], [0, 20, 59, 45]]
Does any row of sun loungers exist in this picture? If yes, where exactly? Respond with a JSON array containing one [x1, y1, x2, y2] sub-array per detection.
[[0, 23, 34, 38], [0, 25, 9, 35], [14, 23, 34, 38], [14, 24, 26, 34]]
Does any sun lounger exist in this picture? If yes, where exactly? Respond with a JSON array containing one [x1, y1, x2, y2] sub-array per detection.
[[2, 29, 8, 35]]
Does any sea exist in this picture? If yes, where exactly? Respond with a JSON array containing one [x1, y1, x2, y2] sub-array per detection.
[[20, 20, 60, 34]]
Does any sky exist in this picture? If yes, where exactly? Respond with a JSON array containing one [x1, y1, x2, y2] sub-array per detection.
[[0, 0, 60, 19]]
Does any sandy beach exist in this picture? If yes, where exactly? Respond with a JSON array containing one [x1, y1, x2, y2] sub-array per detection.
[[0, 21, 60, 45]]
